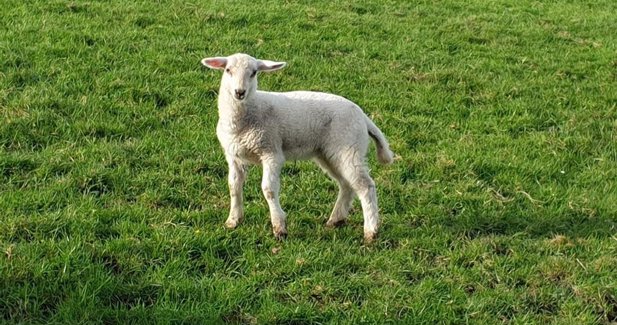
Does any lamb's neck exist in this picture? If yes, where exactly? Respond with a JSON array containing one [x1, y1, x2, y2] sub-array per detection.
[[217, 93, 258, 131]]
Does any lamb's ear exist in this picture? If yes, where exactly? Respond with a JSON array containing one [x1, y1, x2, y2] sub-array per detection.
[[257, 60, 286, 72], [201, 57, 227, 70]]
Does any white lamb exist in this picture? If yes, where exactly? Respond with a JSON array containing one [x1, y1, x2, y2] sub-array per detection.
[[201, 53, 394, 242]]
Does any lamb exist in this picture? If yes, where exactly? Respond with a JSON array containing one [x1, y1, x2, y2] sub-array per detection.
[[201, 53, 394, 242]]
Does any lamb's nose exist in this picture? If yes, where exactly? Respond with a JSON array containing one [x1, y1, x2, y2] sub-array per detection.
[[234, 89, 246, 100]]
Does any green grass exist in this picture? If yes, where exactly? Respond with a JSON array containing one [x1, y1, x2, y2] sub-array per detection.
[[1, 0, 616, 323]]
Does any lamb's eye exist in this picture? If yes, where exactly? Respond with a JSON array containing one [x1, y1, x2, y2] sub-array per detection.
[[250, 70, 257, 78], [225, 68, 231, 74]]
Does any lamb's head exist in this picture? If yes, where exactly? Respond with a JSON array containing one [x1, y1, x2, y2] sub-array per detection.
[[201, 53, 286, 102]]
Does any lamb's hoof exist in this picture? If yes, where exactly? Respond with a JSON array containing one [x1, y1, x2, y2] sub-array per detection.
[[224, 219, 240, 229], [326, 219, 346, 228], [364, 231, 378, 244], [273, 228, 288, 241]]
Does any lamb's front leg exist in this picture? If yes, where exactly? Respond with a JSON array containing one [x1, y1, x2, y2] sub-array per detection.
[[225, 159, 246, 229], [261, 156, 287, 239]]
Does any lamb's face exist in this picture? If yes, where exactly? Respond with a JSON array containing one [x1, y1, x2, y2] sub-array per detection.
[[202, 53, 287, 102], [222, 54, 260, 101]]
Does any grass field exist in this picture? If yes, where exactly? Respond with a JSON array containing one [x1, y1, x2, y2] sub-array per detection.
[[1, 0, 617, 323]]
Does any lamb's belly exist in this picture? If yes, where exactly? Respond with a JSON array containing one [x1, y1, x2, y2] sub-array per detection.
[[282, 139, 319, 161], [283, 147, 316, 161]]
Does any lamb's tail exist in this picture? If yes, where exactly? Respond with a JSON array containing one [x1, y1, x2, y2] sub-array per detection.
[[365, 115, 394, 165]]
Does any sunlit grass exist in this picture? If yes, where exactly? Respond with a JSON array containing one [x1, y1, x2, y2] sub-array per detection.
[[1, 0, 616, 323]]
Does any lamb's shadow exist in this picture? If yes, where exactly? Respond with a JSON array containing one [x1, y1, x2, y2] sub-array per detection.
[[439, 209, 616, 239], [382, 201, 616, 244]]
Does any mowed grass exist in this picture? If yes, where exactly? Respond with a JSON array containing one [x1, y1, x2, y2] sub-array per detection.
[[1, 0, 616, 323]]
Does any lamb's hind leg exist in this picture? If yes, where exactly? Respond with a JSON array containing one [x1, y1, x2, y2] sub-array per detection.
[[340, 162, 380, 243], [314, 157, 354, 227]]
